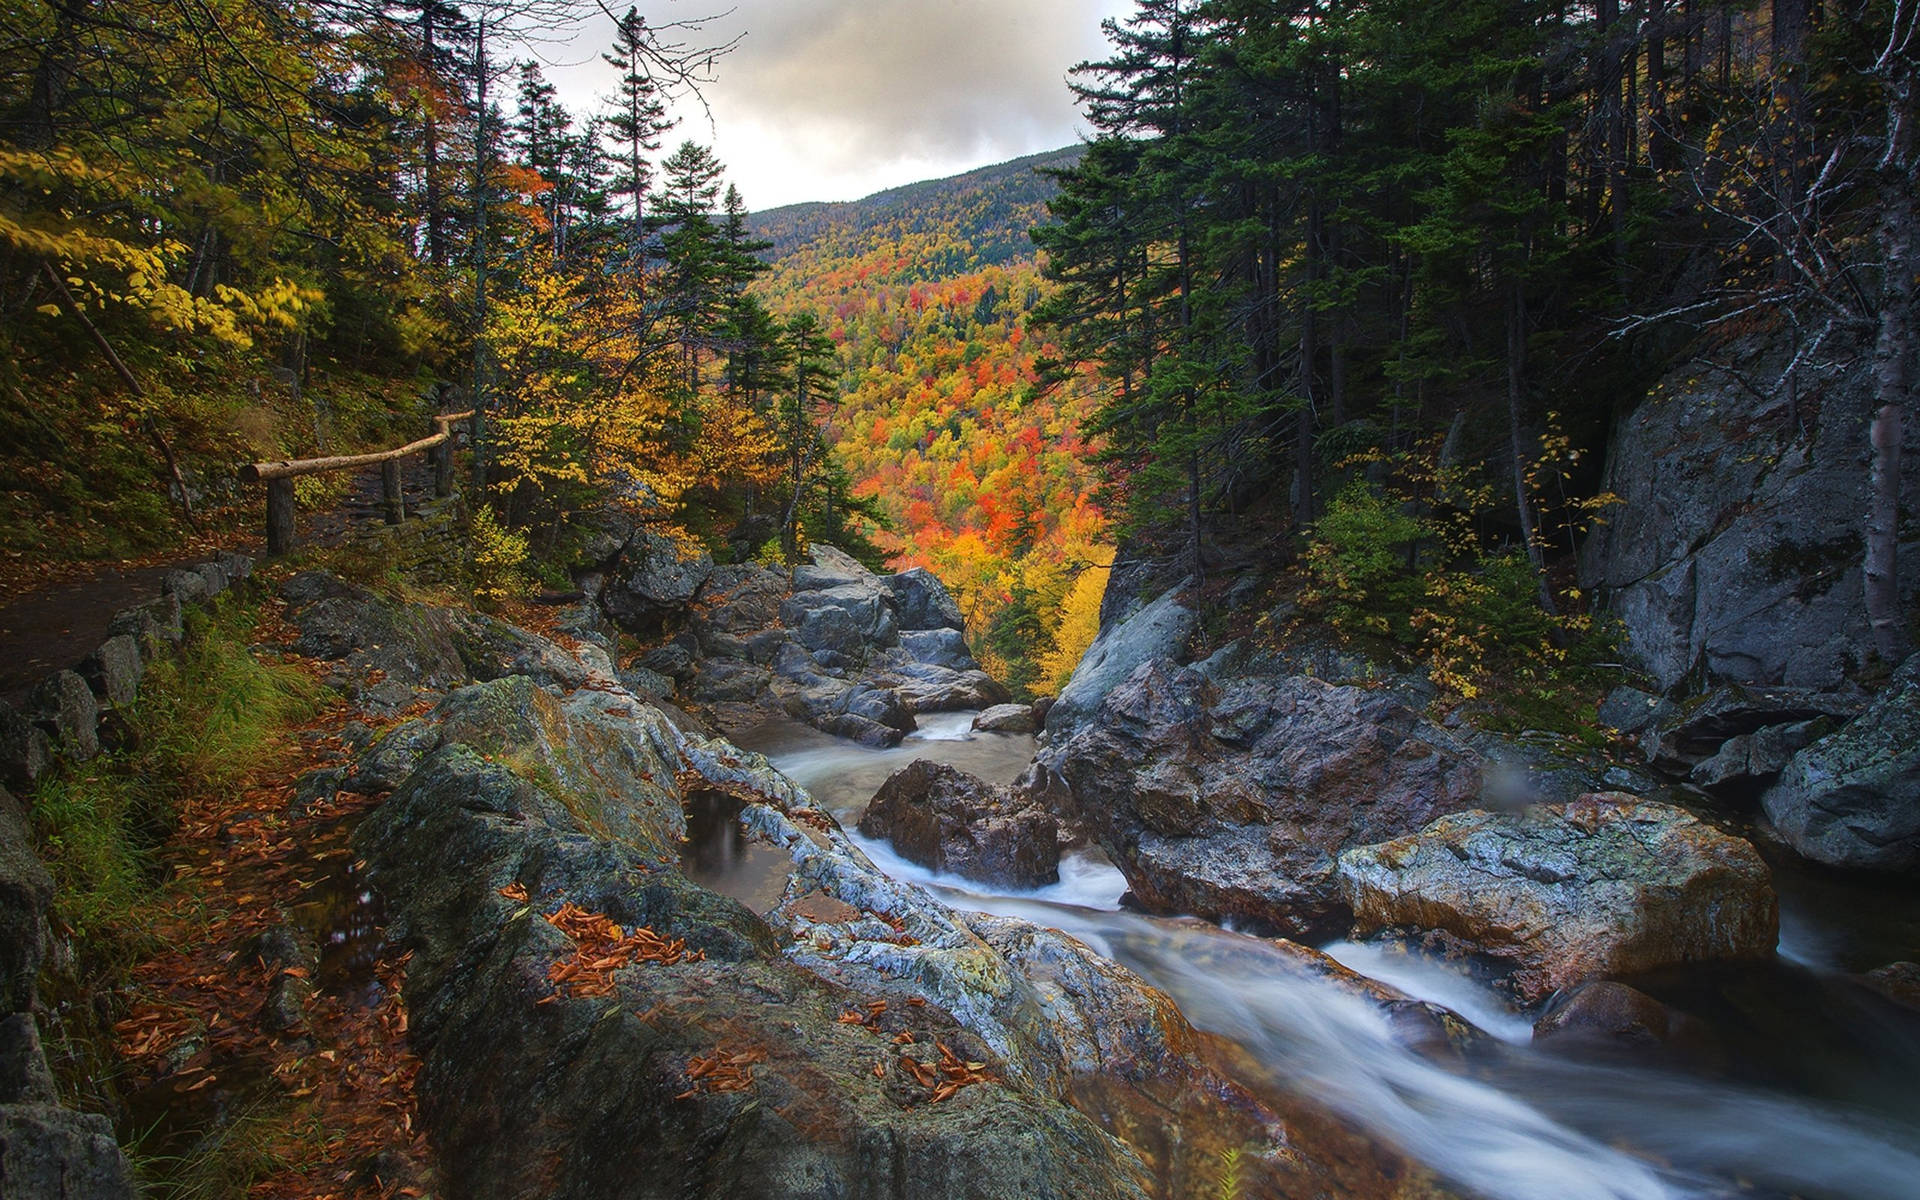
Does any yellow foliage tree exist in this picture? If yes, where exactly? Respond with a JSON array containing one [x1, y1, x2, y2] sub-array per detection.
[[488, 250, 698, 531], [1040, 558, 1109, 693]]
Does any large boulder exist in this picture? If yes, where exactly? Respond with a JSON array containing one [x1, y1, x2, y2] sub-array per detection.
[[780, 583, 899, 657], [1337, 794, 1778, 1002], [1044, 586, 1194, 742], [1762, 656, 1920, 872], [792, 543, 874, 592], [868, 659, 1007, 714], [883, 567, 965, 632], [858, 761, 1059, 888], [599, 528, 714, 635], [973, 704, 1039, 734], [1047, 662, 1482, 938], [1581, 327, 1920, 690], [900, 627, 974, 671]]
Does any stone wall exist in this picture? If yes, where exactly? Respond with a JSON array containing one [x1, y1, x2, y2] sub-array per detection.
[[0, 549, 253, 1197]]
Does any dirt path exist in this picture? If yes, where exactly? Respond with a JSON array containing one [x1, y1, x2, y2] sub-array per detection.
[[0, 460, 439, 707]]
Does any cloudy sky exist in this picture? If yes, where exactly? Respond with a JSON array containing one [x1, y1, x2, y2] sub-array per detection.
[[544, 0, 1132, 210]]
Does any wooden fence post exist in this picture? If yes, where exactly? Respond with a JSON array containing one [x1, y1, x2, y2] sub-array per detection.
[[266, 478, 296, 555], [381, 460, 405, 525], [244, 408, 469, 554]]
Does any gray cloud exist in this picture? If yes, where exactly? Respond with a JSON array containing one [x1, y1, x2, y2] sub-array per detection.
[[554, 0, 1128, 207]]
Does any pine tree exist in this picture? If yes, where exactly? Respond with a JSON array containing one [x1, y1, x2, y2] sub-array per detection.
[[601, 5, 674, 255]]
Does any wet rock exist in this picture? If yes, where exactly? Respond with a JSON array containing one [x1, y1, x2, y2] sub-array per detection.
[[1533, 980, 1716, 1057], [1762, 656, 1920, 872], [640, 642, 697, 681], [858, 761, 1059, 888], [600, 528, 713, 636], [0, 704, 51, 792], [815, 712, 904, 747], [693, 566, 787, 636], [871, 659, 1008, 714], [289, 767, 348, 817], [883, 566, 965, 632], [1689, 720, 1823, 791], [77, 635, 143, 709], [28, 671, 97, 761], [446, 611, 590, 692], [1044, 586, 1194, 742], [834, 683, 915, 733], [243, 923, 320, 975], [1862, 962, 1920, 1008], [346, 720, 443, 794], [258, 973, 314, 1035], [1009, 762, 1082, 840], [0, 1105, 136, 1198], [689, 659, 772, 706], [0, 788, 53, 1014], [1338, 794, 1778, 1002], [1456, 726, 1660, 809], [781, 583, 899, 657], [615, 663, 673, 699], [1049, 661, 1481, 938], [973, 703, 1038, 734]]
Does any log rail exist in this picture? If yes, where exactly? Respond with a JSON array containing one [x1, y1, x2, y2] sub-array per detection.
[[241, 410, 474, 555]]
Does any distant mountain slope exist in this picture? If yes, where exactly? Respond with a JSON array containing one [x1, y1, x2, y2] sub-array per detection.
[[748, 144, 1107, 696], [750, 145, 1083, 285]]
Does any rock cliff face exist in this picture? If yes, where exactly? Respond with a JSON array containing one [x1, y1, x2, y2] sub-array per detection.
[[1580, 329, 1920, 692]]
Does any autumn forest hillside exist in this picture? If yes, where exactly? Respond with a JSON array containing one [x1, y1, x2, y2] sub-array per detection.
[[749, 148, 1112, 696]]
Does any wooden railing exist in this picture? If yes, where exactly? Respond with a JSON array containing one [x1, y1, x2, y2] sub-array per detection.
[[240, 410, 475, 555]]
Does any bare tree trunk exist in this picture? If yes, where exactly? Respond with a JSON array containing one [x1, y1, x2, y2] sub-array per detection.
[[1865, 60, 1915, 663], [470, 19, 491, 491], [1507, 280, 1558, 616], [421, 4, 447, 267], [38, 262, 202, 531]]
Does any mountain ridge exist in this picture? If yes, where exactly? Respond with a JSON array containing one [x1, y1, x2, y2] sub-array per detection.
[[749, 144, 1084, 274]]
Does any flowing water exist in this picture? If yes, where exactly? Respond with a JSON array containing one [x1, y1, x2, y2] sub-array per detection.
[[726, 713, 1920, 1200]]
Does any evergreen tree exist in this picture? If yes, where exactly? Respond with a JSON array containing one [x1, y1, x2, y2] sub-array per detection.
[[601, 5, 674, 255]]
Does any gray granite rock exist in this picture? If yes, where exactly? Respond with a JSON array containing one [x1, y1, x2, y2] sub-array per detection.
[[1762, 655, 1920, 871], [27, 671, 97, 761]]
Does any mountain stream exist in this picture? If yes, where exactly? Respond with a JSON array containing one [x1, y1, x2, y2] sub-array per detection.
[[716, 712, 1920, 1200]]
